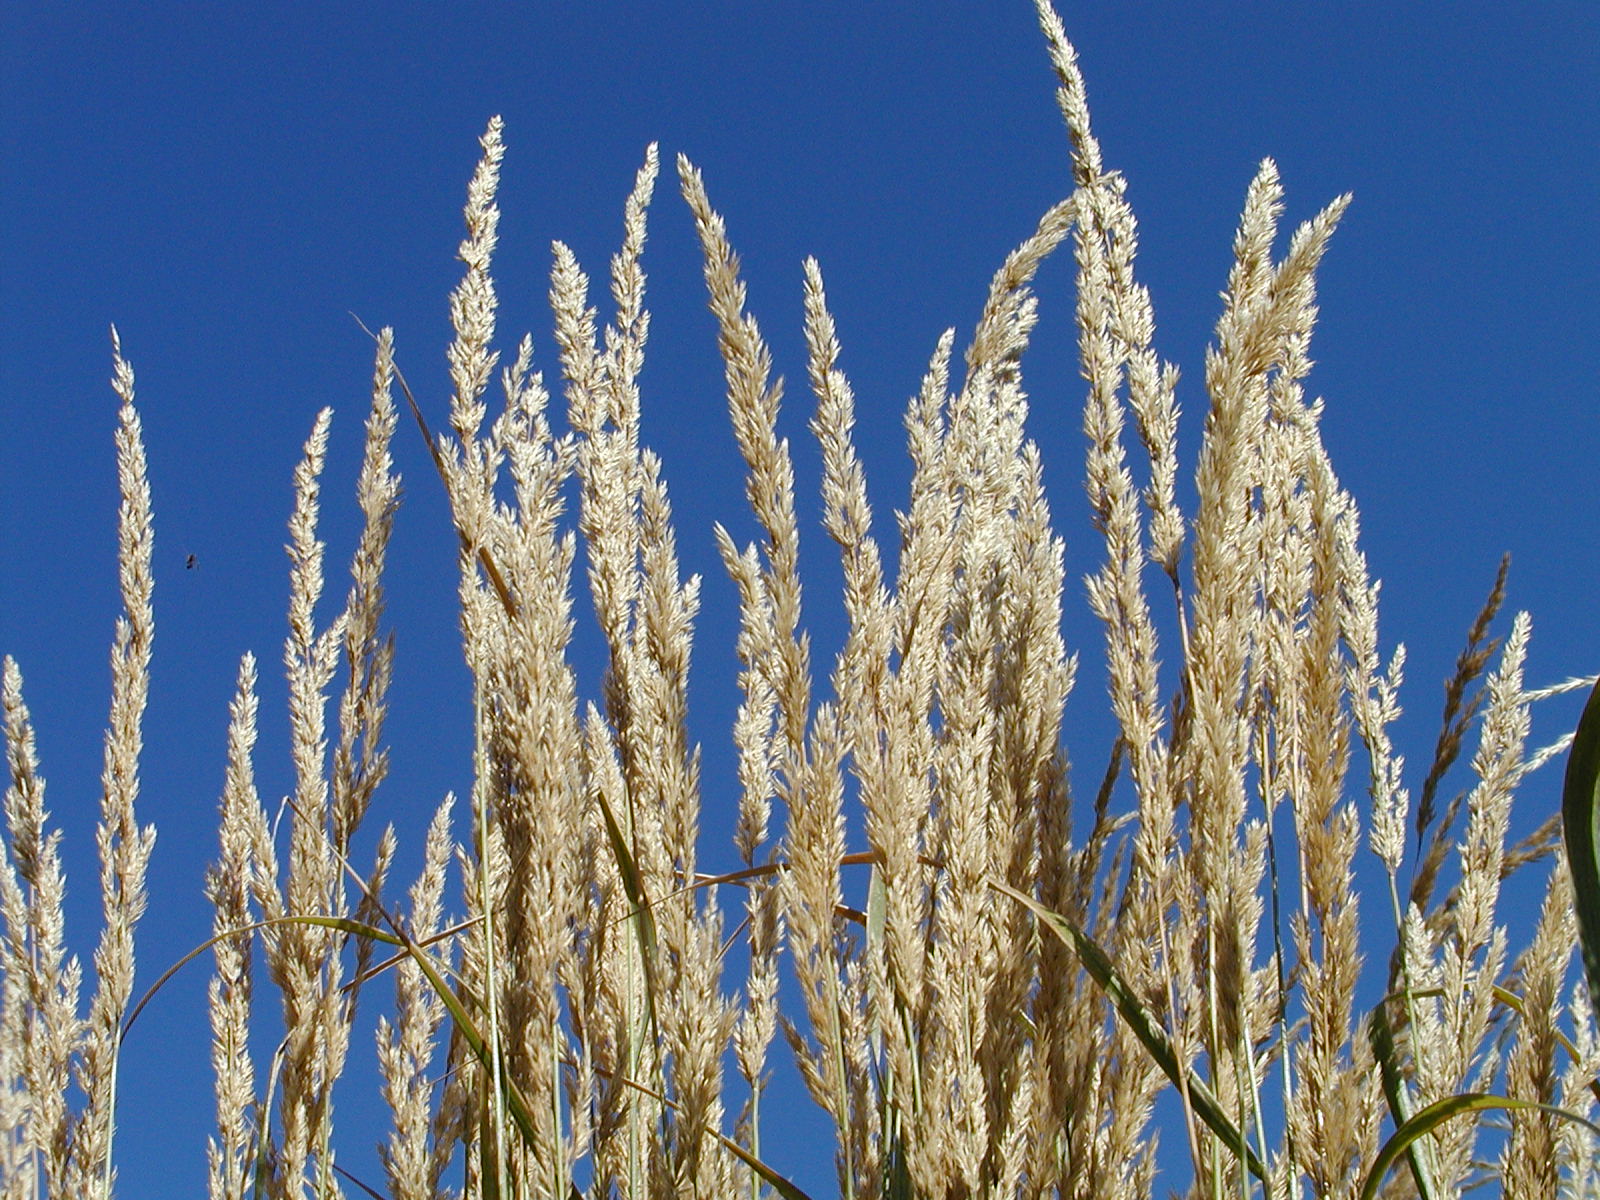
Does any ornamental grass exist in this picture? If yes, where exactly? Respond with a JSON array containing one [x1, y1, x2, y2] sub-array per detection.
[[5, 3, 1599, 1198]]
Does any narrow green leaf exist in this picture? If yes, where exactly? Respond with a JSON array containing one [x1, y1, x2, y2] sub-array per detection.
[[1491, 984, 1600, 1105], [1359, 1092, 1600, 1200], [280, 914, 400, 942], [1366, 994, 1440, 1200], [1370, 983, 1600, 1108], [1562, 675, 1600, 1031], [330, 1160, 387, 1200], [713, 1126, 819, 1200], [370, 335, 519, 620], [866, 862, 887, 1058], [401, 929, 540, 1149], [593, 782, 663, 1031], [123, 914, 403, 1038], [479, 1083, 503, 1200], [991, 879, 1268, 1183], [608, 1070, 819, 1200], [866, 861, 887, 956]]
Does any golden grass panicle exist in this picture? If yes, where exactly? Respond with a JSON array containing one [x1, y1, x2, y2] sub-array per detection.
[[449, 117, 505, 451], [0, 658, 81, 1197], [0, 333, 157, 1199], [1501, 855, 1578, 1198], [260, 408, 363, 1196], [465, 322, 583, 1198], [1279, 445, 1387, 1198], [332, 326, 401, 854], [907, 199, 1072, 1197], [204, 654, 263, 1200], [1037, 8, 1187, 1183], [1558, 980, 1600, 1198], [376, 797, 455, 1200], [681, 155, 830, 1195], [215, 331, 406, 1197], [70, 332, 159, 1199], [1410, 612, 1531, 1192], [678, 153, 811, 765]]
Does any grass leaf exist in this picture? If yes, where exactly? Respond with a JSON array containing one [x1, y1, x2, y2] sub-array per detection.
[[1366, 993, 1440, 1200], [606, 1069, 819, 1200], [991, 879, 1269, 1183], [1359, 1092, 1600, 1200], [1562, 675, 1600, 1031]]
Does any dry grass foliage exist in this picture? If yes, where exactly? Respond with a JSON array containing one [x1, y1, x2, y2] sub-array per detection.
[[3, 3, 1597, 1198]]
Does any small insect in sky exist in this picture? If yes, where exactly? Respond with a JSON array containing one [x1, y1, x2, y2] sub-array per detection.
[[185, 554, 197, 570]]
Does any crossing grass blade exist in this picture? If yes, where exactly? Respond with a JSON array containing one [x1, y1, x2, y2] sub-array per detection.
[[992, 880, 1269, 1184], [599, 1068, 820, 1200], [593, 782, 664, 1033], [1563, 675, 1600, 1031]]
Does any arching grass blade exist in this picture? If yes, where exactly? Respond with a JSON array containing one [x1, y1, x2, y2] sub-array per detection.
[[1359, 1092, 1600, 1200]]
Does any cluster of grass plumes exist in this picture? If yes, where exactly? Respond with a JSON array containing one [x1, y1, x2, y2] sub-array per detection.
[[5, 2, 1600, 1197]]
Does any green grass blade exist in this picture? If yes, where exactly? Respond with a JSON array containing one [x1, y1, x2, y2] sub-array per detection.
[[593, 782, 663, 1032], [712, 1127, 818, 1200], [991, 879, 1268, 1183], [122, 915, 405, 1038], [1490, 984, 1600, 1105], [263, 792, 546, 1156], [479, 1083, 504, 1200], [608, 1069, 819, 1200], [331, 1160, 387, 1200], [1359, 1092, 1600, 1200], [306, 903, 543, 1151], [400, 925, 541, 1150], [1366, 993, 1440, 1200], [1563, 675, 1600, 1031]]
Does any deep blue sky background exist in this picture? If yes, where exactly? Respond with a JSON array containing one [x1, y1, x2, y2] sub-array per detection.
[[2, 3, 1597, 1197]]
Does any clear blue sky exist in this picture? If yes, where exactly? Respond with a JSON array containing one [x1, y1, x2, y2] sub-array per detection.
[[2, 3, 1596, 1196]]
